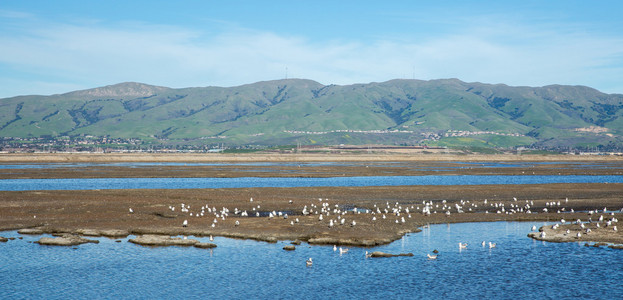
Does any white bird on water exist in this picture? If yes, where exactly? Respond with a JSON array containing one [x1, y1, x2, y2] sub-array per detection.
[[489, 242, 496, 248], [481, 241, 486, 247], [333, 245, 337, 251], [459, 242, 467, 249], [306, 258, 313, 267], [339, 247, 349, 255], [427, 254, 438, 260], [531, 225, 537, 231]]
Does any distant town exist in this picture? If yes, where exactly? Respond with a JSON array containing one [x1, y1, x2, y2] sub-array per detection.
[[0, 135, 621, 156]]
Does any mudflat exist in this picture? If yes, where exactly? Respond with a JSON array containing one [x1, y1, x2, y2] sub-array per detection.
[[1, 153, 622, 246]]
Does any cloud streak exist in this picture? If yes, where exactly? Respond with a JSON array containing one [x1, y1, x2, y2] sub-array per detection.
[[1, 13, 622, 97]]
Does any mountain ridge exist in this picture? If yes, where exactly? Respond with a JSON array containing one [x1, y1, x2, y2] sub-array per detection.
[[1, 78, 622, 149]]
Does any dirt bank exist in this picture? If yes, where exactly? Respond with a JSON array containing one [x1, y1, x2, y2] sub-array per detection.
[[2, 183, 622, 246]]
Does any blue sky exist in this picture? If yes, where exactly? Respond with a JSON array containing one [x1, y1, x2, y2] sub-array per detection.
[[1, 0, 622, 97]]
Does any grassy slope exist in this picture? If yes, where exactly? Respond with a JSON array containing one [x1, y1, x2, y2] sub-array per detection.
[[1, 79, 622, 148]]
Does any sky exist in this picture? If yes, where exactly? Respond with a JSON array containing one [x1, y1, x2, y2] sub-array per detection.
[[1, 0, 622, 98]]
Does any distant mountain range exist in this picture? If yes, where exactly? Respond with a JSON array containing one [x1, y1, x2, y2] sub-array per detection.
[[1, 78, 622, 149]]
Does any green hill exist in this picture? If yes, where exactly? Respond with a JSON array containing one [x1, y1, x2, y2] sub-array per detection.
[[1, 79, 622, 149]]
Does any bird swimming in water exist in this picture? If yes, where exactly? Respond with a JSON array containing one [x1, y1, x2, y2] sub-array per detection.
[[333, 245, 337, 251], [427, 254, 438, 260], [339, 247, 349, 254], [459, 242, 467, 249], [306, 258, 313, 267], [489, 242, 496, 248]]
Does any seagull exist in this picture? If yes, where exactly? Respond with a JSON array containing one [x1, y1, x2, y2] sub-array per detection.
[[365, 251, 372, 258], [306, 258, 313, 267], [531, 225, 537, 231], [129, 208, 134, 214], [209, 235, 214, 241], [489, 242, 496, 248], [182, 219, 188, 227], [481, 241, 486, 247], [339, 247, 349, 255], [333, 245, 337, 251], [427, 254, 438, 260], [459, 242, 468, 249]]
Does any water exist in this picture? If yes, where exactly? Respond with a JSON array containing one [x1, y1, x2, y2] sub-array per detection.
[[0, 175, 622, 191], [2, 221, 622, 299]]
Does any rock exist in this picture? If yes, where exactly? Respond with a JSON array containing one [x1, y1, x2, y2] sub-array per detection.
[[99, 229, 130, 238], [17, 228, 44, 235], [194, 242, 217, 249], [283, 245, 296, 251], [369, 251, 414, 258], [608, 244, 623, 250], [291, 240, 302, 245], [74, 229, 129, 237], [75, 229, 101, 236], [432, 249, 439, 254], [128, 235, 199, 247], [35, 234, 99, 246], [0, 236, 8, 242]]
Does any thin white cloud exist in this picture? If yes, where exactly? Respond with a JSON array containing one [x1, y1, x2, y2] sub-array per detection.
[[0, 13, 622, 97]]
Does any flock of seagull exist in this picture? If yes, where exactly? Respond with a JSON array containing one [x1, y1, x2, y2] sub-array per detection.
[[143, 196, 622, 232], [126, 196, 621, 267], [534, 208, 620, 239]]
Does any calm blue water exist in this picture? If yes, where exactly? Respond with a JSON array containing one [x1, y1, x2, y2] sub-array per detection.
[[2, 221, 622, 299], [0, 175, 622, 191]]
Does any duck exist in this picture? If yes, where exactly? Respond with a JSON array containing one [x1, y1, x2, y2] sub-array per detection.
[[306, 258, 313, 267]]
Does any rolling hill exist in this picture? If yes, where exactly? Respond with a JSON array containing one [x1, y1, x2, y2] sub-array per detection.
[[1, 78, 622, 149]]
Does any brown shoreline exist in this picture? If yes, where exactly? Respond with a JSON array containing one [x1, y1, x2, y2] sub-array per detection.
[[1, 153, 622, 246], [1, 152, 623, 163]]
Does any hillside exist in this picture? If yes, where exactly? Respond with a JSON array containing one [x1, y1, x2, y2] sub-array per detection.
[[1, 78, 622, 149]]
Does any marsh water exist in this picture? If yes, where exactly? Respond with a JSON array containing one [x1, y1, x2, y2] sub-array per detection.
[[1, 161, 622, 298], [2, 221, 622, 299]]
